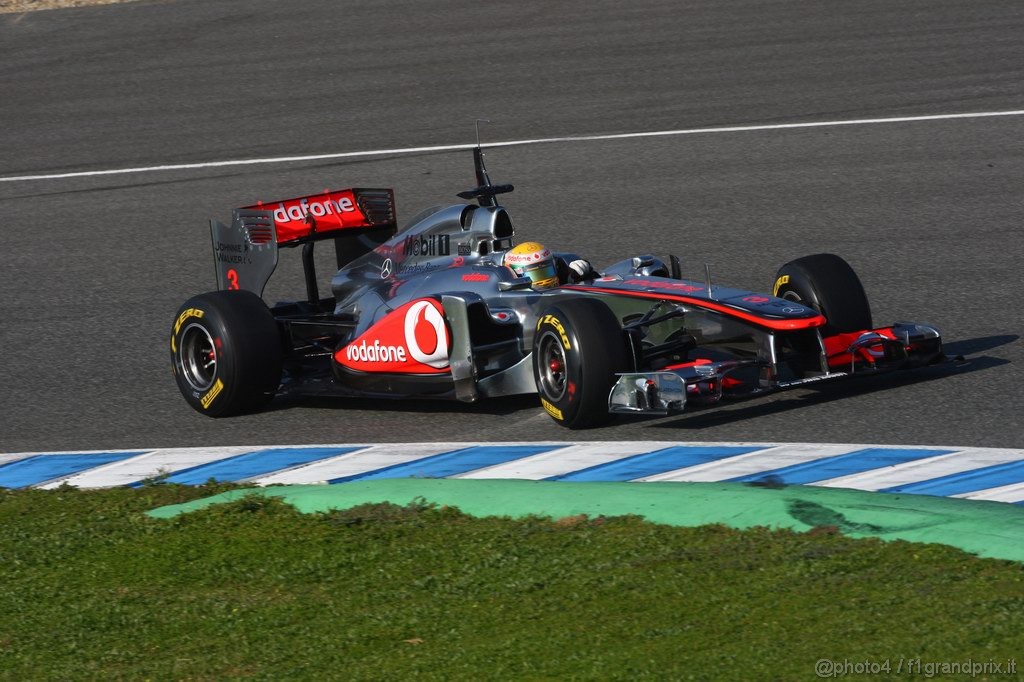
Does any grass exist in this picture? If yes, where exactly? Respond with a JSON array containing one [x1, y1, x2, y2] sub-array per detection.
[[1, 484, 1022, 680]]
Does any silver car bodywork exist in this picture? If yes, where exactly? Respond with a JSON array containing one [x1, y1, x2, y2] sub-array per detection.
[[201, 150, 954, 421]]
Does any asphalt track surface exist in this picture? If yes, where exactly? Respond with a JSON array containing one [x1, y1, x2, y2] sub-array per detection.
[[1, 0, 1023, 453]]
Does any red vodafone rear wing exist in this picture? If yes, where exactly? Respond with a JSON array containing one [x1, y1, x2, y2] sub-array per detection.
[[242, 188, 396, 245], [210, 188, 396, 298]]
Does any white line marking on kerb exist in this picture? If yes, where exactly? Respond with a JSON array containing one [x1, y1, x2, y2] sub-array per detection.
[[4, 109, 1023, 184]]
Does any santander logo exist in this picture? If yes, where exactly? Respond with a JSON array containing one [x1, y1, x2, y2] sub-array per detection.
[[335, 299, 450, 374]]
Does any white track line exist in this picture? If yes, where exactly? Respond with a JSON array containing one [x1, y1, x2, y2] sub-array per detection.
[[36, 446, 254, 489], [3, 109, 1023, 184], [814, 447, 1024, 492], [637, 444, 858, 483], [0, 448, 144, 465], [252, 443, 459, 485], [0, 452, 38, 466], [955, 481, 1024, 504], [454, 442, 656, 480]]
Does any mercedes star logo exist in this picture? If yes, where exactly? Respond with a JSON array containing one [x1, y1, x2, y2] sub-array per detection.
[[380, 258, 394, 279]]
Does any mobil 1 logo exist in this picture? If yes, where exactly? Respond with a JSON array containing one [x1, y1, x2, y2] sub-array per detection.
[[403, 234, 450, 257]]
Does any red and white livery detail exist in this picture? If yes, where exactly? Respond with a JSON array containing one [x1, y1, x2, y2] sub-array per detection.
[[334, 299, 451, 374], [243, 189, 376, 244]]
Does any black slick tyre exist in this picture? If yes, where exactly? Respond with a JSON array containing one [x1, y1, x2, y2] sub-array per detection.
[[773, 253, 873, 335], [170, 290, 283, 417], [533, 298, 630, 429]]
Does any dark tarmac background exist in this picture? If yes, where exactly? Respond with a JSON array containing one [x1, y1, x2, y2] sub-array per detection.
[[1, 0, 1022, 451]]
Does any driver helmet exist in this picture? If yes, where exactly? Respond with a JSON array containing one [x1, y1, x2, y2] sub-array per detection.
[[503, 242, 558, 289]]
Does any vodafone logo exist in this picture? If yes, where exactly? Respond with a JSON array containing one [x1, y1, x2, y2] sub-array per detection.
[[273, 196, 355, 223], [504, 242, 551, 266], [334, 299, 450, 374], [404, 300, 449, 369], [243, 189, 373, 243], [344, 340, 407, 363]]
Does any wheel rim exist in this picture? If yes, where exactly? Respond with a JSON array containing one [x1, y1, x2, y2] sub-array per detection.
[[783, 290, 824, 316], [179, 323, 217, 392], [537, 331, 567, 401]]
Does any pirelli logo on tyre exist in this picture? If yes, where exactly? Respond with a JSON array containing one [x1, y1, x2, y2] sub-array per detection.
[[773, 275, 789, 297], [538, 314, 571, 350], [541, 398, 564, 420], [201, 378, 224, 409]]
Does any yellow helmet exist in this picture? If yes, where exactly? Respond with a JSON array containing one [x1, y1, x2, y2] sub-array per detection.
[[503, 242, 558, 289]]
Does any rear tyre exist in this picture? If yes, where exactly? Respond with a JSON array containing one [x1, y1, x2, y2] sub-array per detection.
[[170, 290, 283, 417], [773, 253, 872, 334], [533, 299, 630, 429]]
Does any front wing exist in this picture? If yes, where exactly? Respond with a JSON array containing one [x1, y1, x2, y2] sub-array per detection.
[[609, 322, 961, 416]]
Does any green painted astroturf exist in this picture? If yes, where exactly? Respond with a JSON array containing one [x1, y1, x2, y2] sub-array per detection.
[[148, 479, 1024, 563]]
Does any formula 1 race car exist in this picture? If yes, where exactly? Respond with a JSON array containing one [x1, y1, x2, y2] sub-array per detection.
[[170, 148, 955, 428]]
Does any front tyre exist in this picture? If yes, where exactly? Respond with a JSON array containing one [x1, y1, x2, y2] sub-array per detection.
[[533, 299, 630, 429], [170, 290, 283, 417], [773, 253, 873, 335]]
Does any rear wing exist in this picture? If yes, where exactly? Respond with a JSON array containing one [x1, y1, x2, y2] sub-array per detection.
[[210, 188, 396, 299]]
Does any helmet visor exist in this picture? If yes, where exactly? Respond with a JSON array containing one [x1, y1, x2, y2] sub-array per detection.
[[518, 261, 558, 289]]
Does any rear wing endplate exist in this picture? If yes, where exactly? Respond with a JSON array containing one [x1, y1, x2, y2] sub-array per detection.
[[209, 188, 396, 298]]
